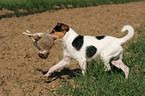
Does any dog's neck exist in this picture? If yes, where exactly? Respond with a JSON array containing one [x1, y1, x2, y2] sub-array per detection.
[[62, 28, 79, 42]]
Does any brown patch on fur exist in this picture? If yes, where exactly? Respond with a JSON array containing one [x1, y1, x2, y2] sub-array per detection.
[[60, 23, 69, 32], [50, 32, 65, 39]]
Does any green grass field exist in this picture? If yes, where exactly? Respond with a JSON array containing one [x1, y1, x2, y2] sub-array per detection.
[[56, 25, 145, 96], [0, 0, 143, 11], [0, 0, 144, 19]]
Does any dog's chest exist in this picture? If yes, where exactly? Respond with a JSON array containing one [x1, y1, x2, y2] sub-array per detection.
[[62, 42, 68, 49]]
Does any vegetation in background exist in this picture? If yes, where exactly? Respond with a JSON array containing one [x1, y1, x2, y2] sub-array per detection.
[[56, 25, 145, 96], [0, 0, 144, 19]]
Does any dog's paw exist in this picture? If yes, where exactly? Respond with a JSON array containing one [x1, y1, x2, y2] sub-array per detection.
[[44, 72, 51, 77]]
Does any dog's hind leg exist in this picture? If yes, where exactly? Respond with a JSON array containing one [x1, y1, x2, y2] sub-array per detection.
[[44, 56, 71, 77], [111, 55, 129, 79]]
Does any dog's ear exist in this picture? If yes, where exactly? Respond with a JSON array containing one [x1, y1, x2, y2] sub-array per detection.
[[61, 24, 69, 32]]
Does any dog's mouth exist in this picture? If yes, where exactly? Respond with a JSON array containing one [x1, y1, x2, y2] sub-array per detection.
[[53, 37, 57, 41], [38, 52, 50, 59], [48, 34, 58, 42]]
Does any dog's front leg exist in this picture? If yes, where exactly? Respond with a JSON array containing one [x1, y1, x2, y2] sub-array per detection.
[[44, 56, 71, 77], [102, 57, 111, 71], [79, 60, 87, 76]]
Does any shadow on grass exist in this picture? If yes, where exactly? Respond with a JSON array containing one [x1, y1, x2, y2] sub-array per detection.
[[36, 61, 126, 83], [36, 67, 81, 83]]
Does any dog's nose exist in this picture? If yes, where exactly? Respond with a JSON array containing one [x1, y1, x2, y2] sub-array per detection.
[[38, 52, 49, 59]]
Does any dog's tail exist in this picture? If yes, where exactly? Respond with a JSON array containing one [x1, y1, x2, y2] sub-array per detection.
[[118, 25, 134, 44]]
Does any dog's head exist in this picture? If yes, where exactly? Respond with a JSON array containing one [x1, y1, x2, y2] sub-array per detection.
[[49, 23, 69, 40], [22, 31, 55, 59]]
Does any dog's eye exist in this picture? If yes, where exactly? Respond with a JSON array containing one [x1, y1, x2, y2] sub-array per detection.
[[51, 30, 55, 33], [54, 25, 62, 32]]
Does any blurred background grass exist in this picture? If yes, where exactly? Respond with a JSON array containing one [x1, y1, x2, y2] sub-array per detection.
[[0, 0, 143, 11], [0, 0, 144, 19]]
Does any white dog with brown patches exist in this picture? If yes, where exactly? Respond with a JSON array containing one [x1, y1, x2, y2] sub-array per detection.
[[45, 23, 134, 79]]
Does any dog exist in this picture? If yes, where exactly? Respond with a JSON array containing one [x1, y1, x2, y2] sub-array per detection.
[[45, 23, 134, 79], [22, 30, 55, 59]]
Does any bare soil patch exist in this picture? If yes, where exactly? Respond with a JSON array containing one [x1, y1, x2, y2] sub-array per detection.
[[0, 1, 145, 95]]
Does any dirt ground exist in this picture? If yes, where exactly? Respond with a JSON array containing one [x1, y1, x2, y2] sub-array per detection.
[[0, 1, 145, 96]]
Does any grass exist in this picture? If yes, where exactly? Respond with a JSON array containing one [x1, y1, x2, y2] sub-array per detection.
[[56, 25, 145, 96], [0, 0, 144, 19]]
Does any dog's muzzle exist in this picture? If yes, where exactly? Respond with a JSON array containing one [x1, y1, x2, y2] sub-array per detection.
[[38, 52, 50, 59]]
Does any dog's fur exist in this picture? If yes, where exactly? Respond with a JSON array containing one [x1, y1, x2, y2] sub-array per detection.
[[22, 30, 55, 59], [46, 23, 134, 79]]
